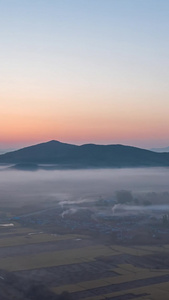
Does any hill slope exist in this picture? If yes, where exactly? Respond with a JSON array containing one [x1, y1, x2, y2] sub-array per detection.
[[0, 140, 169, 168]]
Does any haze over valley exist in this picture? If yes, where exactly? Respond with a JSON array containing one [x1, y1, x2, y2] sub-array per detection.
[[1, 166, 169, 299]]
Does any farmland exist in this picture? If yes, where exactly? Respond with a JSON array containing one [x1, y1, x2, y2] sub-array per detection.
[[1, 173, 169, 299], [1, 222, 169, 299]]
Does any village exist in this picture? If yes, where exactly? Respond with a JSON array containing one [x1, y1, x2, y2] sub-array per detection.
[[7, 193, 169, 246]]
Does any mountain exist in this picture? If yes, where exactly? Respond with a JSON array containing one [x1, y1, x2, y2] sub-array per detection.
[[151, 146, 169, 153], [0, 140, 169, 168]]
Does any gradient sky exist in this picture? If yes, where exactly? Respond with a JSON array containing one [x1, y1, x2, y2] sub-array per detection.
[[0, 0, 169, 149]]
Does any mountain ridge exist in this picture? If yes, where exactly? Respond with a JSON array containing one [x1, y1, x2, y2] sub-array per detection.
[[0, 140, 169, 168]]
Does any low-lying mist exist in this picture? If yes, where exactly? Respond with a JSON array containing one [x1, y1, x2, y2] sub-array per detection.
[[0, 167, 169, 218]]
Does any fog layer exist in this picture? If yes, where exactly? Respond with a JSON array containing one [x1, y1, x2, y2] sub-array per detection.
[[0, 168, 169, 208]]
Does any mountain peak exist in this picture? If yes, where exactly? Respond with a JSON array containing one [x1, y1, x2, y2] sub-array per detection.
[[48, 140, 61, 144]]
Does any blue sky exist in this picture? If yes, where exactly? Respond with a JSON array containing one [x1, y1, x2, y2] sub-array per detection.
[[0, 0, 169, 149]]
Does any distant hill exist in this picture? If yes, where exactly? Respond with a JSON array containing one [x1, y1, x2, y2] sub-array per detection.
[[0, 148, 16, 154], [151, 146, 169, 153], [0, 140, 169, 168]]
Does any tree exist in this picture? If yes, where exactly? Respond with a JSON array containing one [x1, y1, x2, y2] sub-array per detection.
[[116, 190, 133, 204], [162, 214, 169, 226]]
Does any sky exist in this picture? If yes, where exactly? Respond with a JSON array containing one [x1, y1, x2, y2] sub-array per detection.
[[0, 0, 169, 149]]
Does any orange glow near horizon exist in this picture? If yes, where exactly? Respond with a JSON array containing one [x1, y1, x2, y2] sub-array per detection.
[[1, 104, 169, 149], [1, 53, 169, 149], [1, 67, 169, 149]]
